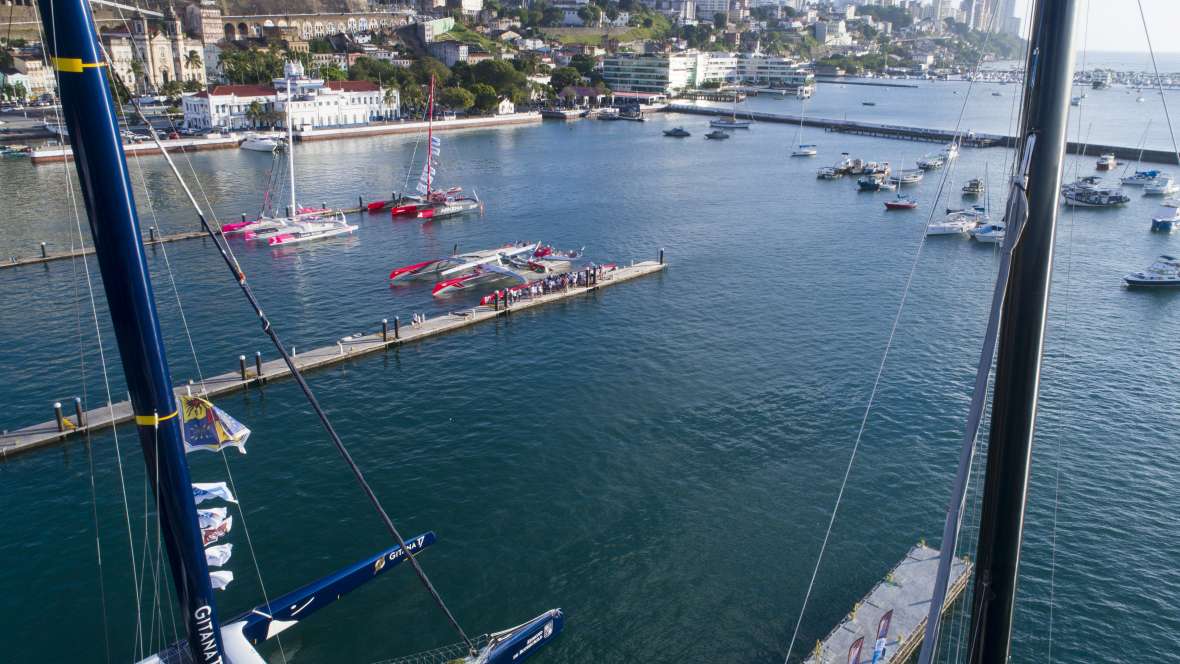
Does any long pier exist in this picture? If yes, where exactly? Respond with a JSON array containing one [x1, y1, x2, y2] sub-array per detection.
[[2, 229, 212, 270], [665, 105, 1180, 164], [0, 260, 667, 458], [803, 544, 972, 664]]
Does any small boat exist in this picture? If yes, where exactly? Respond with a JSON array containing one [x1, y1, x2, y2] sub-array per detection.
[[889, 169, 924, 185], [1070, 96, 1082, 106], [705, 129, 731, 140], [941, 143, 960, 161], [266, 217, 358, 246], [1095, 153, 1117, 170], [857, 161, 891, 176], [710, 93, 751, 129], [618, 107, 645, 122], [916, 153, 946, 170], [1122, 169, 1167, 186], [962, 178, 986, 197], [1137, 96, 1146, 103], [928, 210, 986, 236], [1124, 255, 1180, 287], [791, 144, 817, 157], [1150, 199, 1180, 232], [970, 222, 1006, 243], [862, 101, 877, 106], [816, 166, 844, 179], [884, 194, 918, 210], [663, 127, 691, 137], [1145, 177, 1179, 196], [858, 175, 895, 192], [240, 134, 281, 152], [992, 91, 1002, 97], [1062, 187, 1130, 207], [0, 144, 30, 158]]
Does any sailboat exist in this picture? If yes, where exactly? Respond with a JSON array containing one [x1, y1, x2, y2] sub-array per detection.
[[40, 1, 563, 662], [917, 1, 1089, 663], [221, 63, 356, 245], [391, 76, 481, 221], [710, 87, 752, 129], [790, 99, 816, 156]]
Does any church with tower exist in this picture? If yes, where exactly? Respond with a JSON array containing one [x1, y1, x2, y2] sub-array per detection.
[[100, 8, 207, 94]]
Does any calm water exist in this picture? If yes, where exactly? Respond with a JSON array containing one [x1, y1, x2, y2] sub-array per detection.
[[2, 102, 1179, 663]]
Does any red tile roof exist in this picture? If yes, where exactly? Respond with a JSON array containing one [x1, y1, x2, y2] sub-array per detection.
[[326, 80, 380, 92], [208, 84, 275, 97]]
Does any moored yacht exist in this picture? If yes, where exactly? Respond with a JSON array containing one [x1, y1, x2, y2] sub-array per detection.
[[1124, 255, 1180, 287], [969, 221, 1006, 243], [1151, 199, 1180, 232], [791, 144, 818, 157], [1122, 169, 1167, 186], [928, 208, 987, 236], [962, 178, 986, 197], [1145, 176, 1179, 196], [1062, 187, 1130, 207], [663, 127, 691, 137], [1096, 153, 1117, 170], [239, 133, 281, 152]]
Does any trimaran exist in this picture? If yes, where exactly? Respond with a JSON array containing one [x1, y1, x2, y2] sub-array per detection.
[[40, 0, 562, 662], [219, 61, 357, 246], [388, 242, 585, 297]]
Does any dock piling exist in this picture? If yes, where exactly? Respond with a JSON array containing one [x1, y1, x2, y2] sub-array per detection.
[[239, 355, 247, 381], [255, 351, 263, 378], [393, 316, 400, 340], [659, 248, 664, 265], [40, 242, 47, 258], [382, 318, 388, 342], [73, 397, 85, 428], [149, 226, 156, 242], [53, 402, 65, 433], [359, 195, 364, 210], [240, 213, 247, 226]]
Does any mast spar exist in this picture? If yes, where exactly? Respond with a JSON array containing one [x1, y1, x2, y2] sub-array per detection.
[[287, 73, 297, 216], [34, 0, 227, 661]]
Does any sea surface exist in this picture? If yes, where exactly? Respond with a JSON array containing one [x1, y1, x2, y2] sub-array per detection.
[[2, 93, 1179, 664]]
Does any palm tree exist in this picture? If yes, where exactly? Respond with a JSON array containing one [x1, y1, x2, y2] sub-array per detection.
[[383, 86, 398, 120], [245, 100, 264, 128], [184, 50, 202, 79]]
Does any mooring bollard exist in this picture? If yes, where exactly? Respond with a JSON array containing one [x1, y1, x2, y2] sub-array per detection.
[[659, 248, 664, 265], [285, 205, 292, 217], [382, 318, 389, 342], [240, 213, 247, 226], [239, 355, 247, 381], [359, 195, 364, 210], [453, 243, 458, 255], [149, 226, 157, 242], [40, 242, 47, 258], [255, 351, 263, 378], [73, 397, 85, 428], [393, 316, 400, 339], [54, 402, 65, 433]]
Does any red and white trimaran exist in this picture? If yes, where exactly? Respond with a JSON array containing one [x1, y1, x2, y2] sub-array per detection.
[[374, 75, 482, 220]]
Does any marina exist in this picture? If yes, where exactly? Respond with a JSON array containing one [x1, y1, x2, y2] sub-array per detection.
[[0, 259, 665, 458]]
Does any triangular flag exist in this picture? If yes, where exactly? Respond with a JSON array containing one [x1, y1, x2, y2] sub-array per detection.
[[193, 482, 237, 504], [205, 543, 233, 567], [181, 396, 251, 454], [197, 507, 227, 530], [209, 570, 234, 590]]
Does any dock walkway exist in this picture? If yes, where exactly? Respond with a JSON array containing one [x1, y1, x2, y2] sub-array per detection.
[[0, 260, 667, 458], [803, 544, 972, 664]]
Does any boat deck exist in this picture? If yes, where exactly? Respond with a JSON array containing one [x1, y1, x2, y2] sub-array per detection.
[[802, 544, 972, 664], [0, 260, 667, 458]]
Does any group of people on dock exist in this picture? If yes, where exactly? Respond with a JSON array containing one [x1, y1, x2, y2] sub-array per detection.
[[484, 264, 612, 308]]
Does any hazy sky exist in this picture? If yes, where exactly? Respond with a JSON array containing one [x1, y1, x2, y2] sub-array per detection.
[[1012, 0, 1180, 53]]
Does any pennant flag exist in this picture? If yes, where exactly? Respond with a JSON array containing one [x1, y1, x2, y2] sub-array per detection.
[[193, 482, 237, 505], [415, 181, 429, 195], [203, 516, 233, 546], [181, 396, 251, 454], [205, 543, 233, 567], [848, 636, 864, 664], [210, 570, 234, 590], [198, 507, 228, 530], [870, 609, 893, 664]]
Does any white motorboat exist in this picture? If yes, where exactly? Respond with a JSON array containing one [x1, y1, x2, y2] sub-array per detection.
[[969, 222, 1006, 243], [1145, 177, 1179, 196], [928, 210, 987, 236], [816, 166, 843, 179], [1095, 153, 1117, 170], [240, 134, 281, 152], [1121, 169, 1167, 186], [942, 142, 960, 160], [1124, 255, 1180, 287], [1062, 187, 1130, 207], [889, 169, 924, 185], [916, 153, 946, 170], [791, 144, 818, 157], [1151, 199, 1180, 232]]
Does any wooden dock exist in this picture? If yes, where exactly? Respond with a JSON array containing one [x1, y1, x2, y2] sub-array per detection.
[[3, 230, 213, 270], [803, 544, 972, 664], [0, 260, 667, 458]]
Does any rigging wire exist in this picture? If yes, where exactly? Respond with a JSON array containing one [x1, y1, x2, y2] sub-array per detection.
[[782, 8, 1005, 663], [35, 1, 146, 656], [114, 78, 479, 654]]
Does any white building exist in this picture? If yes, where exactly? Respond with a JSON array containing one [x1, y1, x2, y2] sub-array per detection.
[[182, 62, 395, 130], [603, 51, 814, 94], [103, 10, 206, 93], [7, 56, 56, 97]]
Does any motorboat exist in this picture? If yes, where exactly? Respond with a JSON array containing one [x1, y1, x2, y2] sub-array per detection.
[[1095, 153, 1117, 170], [969, 222, 1006, 243], [916, 153, 946, 170], [858, 175, 895, 192], [239, 134, 281, 152], [389, 243, 539, 282], [1122, 169, 1167, 186], [889, 169, 924, 185], [1062, 187, 1130, 207], [862, 101, 877, 106], [1070, 96, 1081, 106], [0, 144, 30, 158], [791, 144, 818, 157], [663, 127, 691, 137], [705, 129, 731, 140], [962, 178, 986, 197], [884, 194, 918, 210], [816, 166, 844, 179], [1124, 255, 1180, 287], [928, 210, 986, 236], [1151, 200, 1180, 232], [1145, 176, 1179, 196], [858, 161, 891, 176], [941, 143, 960, 161]]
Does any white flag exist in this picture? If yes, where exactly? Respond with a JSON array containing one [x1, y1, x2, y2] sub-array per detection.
[[198, 507, 227, 530], [202, 516, 233, 546], [210, 570, 234, 590], [193, 482, 237, 505], [205, 543, 233, 567]]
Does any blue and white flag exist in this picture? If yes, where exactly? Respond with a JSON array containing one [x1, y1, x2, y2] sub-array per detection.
[[202, 516, 233, 546], [210, 570, 234, 590], [205, 543, 233, 567], [193, 482, 237, 505], [198, 507, 227, 530]]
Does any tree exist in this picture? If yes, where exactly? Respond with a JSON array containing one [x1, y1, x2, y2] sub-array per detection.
[[548, 66, 583, 93], [245, 100, 265, 128], [319, 63, 347, 81], [471, 59, 527, 99], [129, 59, 145, 94], [184, 50, 202, 74], [182, 79, 204, 93], [469, 82, 499, 114], [438, 86, 474, 111], [569, 53, 597, 77], [411, 57, 451, 86], [159, 79, 184, 104], [713, 12, 727, 30], [12, 81, 27, 101]]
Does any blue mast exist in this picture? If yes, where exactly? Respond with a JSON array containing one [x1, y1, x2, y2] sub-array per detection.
[[35, 1, 226, 661]]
